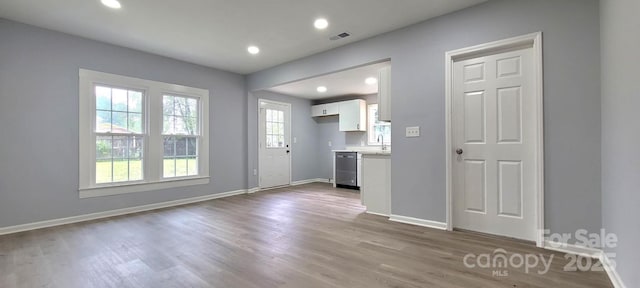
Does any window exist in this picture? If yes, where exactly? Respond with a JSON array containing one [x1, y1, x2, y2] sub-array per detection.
[[95, 86, 144, 184], [368, 104, 391, 146], [265, 109, 285, 148], [79, 69, 209, 198], [162, 95, 199, 178]]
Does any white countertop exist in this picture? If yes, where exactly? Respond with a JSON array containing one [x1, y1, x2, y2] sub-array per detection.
[[332, 148, 391, 156]]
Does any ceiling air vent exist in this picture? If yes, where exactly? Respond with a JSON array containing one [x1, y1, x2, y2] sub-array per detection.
[[330, 32, 351, 41]]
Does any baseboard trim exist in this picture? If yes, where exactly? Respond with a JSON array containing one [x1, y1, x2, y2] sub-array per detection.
[[600, 252, 627, 288], [543, 240, 602, 258], [0, 189, 248, 236], [247, 187, 260, 194], [389, 214, 447, 230], [291, 178, 331, 186], [543, 240, 626, 288], [365, 211, 390, 217]]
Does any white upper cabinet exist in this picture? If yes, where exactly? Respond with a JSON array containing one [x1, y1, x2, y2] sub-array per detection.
[[378, 67, 391, 122], [311, 102, 339, 117], [338, 99, 366, 132]]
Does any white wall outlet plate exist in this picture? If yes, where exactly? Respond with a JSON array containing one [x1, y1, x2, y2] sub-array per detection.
[[406, 126, 420, 137], [293, 137, 297, 144], [328, 141, 332, 147]]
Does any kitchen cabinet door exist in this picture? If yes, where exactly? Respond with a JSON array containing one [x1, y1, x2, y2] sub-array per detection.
[[338, 99, 366, 131]]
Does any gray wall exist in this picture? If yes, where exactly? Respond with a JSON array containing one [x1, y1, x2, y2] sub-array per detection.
[[0, 19, 247, 228], [247, 91, 321, 188], [600, 0, 640, 286], [247, 0, 602, 237]]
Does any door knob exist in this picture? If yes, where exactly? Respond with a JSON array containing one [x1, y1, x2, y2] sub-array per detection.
[[456, 148, 463, 155], [286, 150, 290, 154]]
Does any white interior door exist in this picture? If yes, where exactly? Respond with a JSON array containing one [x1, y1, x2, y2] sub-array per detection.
[[452, 47, 536, 241], [259, 100, 291, 188]]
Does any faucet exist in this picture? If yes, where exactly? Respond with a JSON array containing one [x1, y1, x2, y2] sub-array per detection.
[[378, 134, 387, 151]]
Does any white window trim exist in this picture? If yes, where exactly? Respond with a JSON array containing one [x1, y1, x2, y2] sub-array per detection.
[[79, 69, 210, 198], [367, 104, 391, 146]]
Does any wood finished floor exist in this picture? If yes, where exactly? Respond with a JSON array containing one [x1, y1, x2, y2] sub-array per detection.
[[0, 183, 612, 288]]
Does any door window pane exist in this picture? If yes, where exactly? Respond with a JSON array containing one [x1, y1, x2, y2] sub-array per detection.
[[265, 109, 285, 148]]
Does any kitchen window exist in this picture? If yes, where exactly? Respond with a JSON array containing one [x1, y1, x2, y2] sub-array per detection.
[[368, 104, 391, 146], [79, 69, 209, 198]]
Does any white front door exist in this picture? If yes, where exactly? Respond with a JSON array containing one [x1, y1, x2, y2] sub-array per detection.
[[259, 100, 291, 188], [452, 47, 537, 241]]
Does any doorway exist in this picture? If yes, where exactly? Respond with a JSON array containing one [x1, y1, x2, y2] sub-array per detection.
[[258, 99, 292, 189], [446, 33, 544, 245]]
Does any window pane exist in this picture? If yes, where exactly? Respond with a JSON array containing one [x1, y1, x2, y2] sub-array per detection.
[[174, 117, 188, 134], [187, 98, 198, 118], [163, 95, 199, 136], [96, 161, 112, 184], [175, 158, 188, 177], [96, 136, 113, 184], [187, 138, 197, 156], [163, 136, 175, 156], [128, 91, 142, 113], [111, 111, 127, 133], [112, 88, 128, 112], [96, 136, 112, 160], [113, 159, 129, 182], [163, 158, 176, 178], [176, 137, 187, 156], [128, 113, 142, 133], [112, 136, 127, 159], [96, 86, 111, 110], [96, 110, 112, 132], [163, 96, 174, 115], [187, 158, 198, 176]]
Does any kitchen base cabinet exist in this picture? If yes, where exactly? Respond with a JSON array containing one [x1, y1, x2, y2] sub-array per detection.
[[361, 154, 391, 216]]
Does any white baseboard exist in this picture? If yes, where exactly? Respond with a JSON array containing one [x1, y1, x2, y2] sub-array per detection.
[[291, 178, 331, 186], [389, 214, 447, 230], [543, 240, 603, 258], [365, 211, 390, 217], [543, 240, 626, 288], [247, 187, 260, 194], [0, 189, 248, 236], [600, 252, 627, 288]]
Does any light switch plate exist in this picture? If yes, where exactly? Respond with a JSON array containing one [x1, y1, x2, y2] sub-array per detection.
[[293, 137, 297, 144], [328, 141, 332, 147], [406, 126, 420, 137]]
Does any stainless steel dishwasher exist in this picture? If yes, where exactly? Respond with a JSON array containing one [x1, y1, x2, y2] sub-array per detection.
[[335, 152, 358, 189]]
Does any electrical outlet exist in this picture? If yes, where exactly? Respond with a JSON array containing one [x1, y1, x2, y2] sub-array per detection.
[[293, 137, 297, 144], [253, 169, 257, 176], [328, 141, 332, 147], [406, 126, 420, 137]]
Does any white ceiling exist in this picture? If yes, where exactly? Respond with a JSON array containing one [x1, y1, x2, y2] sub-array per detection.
[[267, 62, 390, 99], [0, 0, 485, 74]]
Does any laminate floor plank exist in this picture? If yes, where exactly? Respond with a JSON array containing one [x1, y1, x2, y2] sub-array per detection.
[[0, 183, 613, 288]]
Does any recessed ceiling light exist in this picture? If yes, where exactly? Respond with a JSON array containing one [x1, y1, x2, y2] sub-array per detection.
[[101, 0, 121, 9], [365, 77, 378, 85], [247, 46, 260, 55], [314, 18, 329, 30], [317, 86, 327, 93]]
